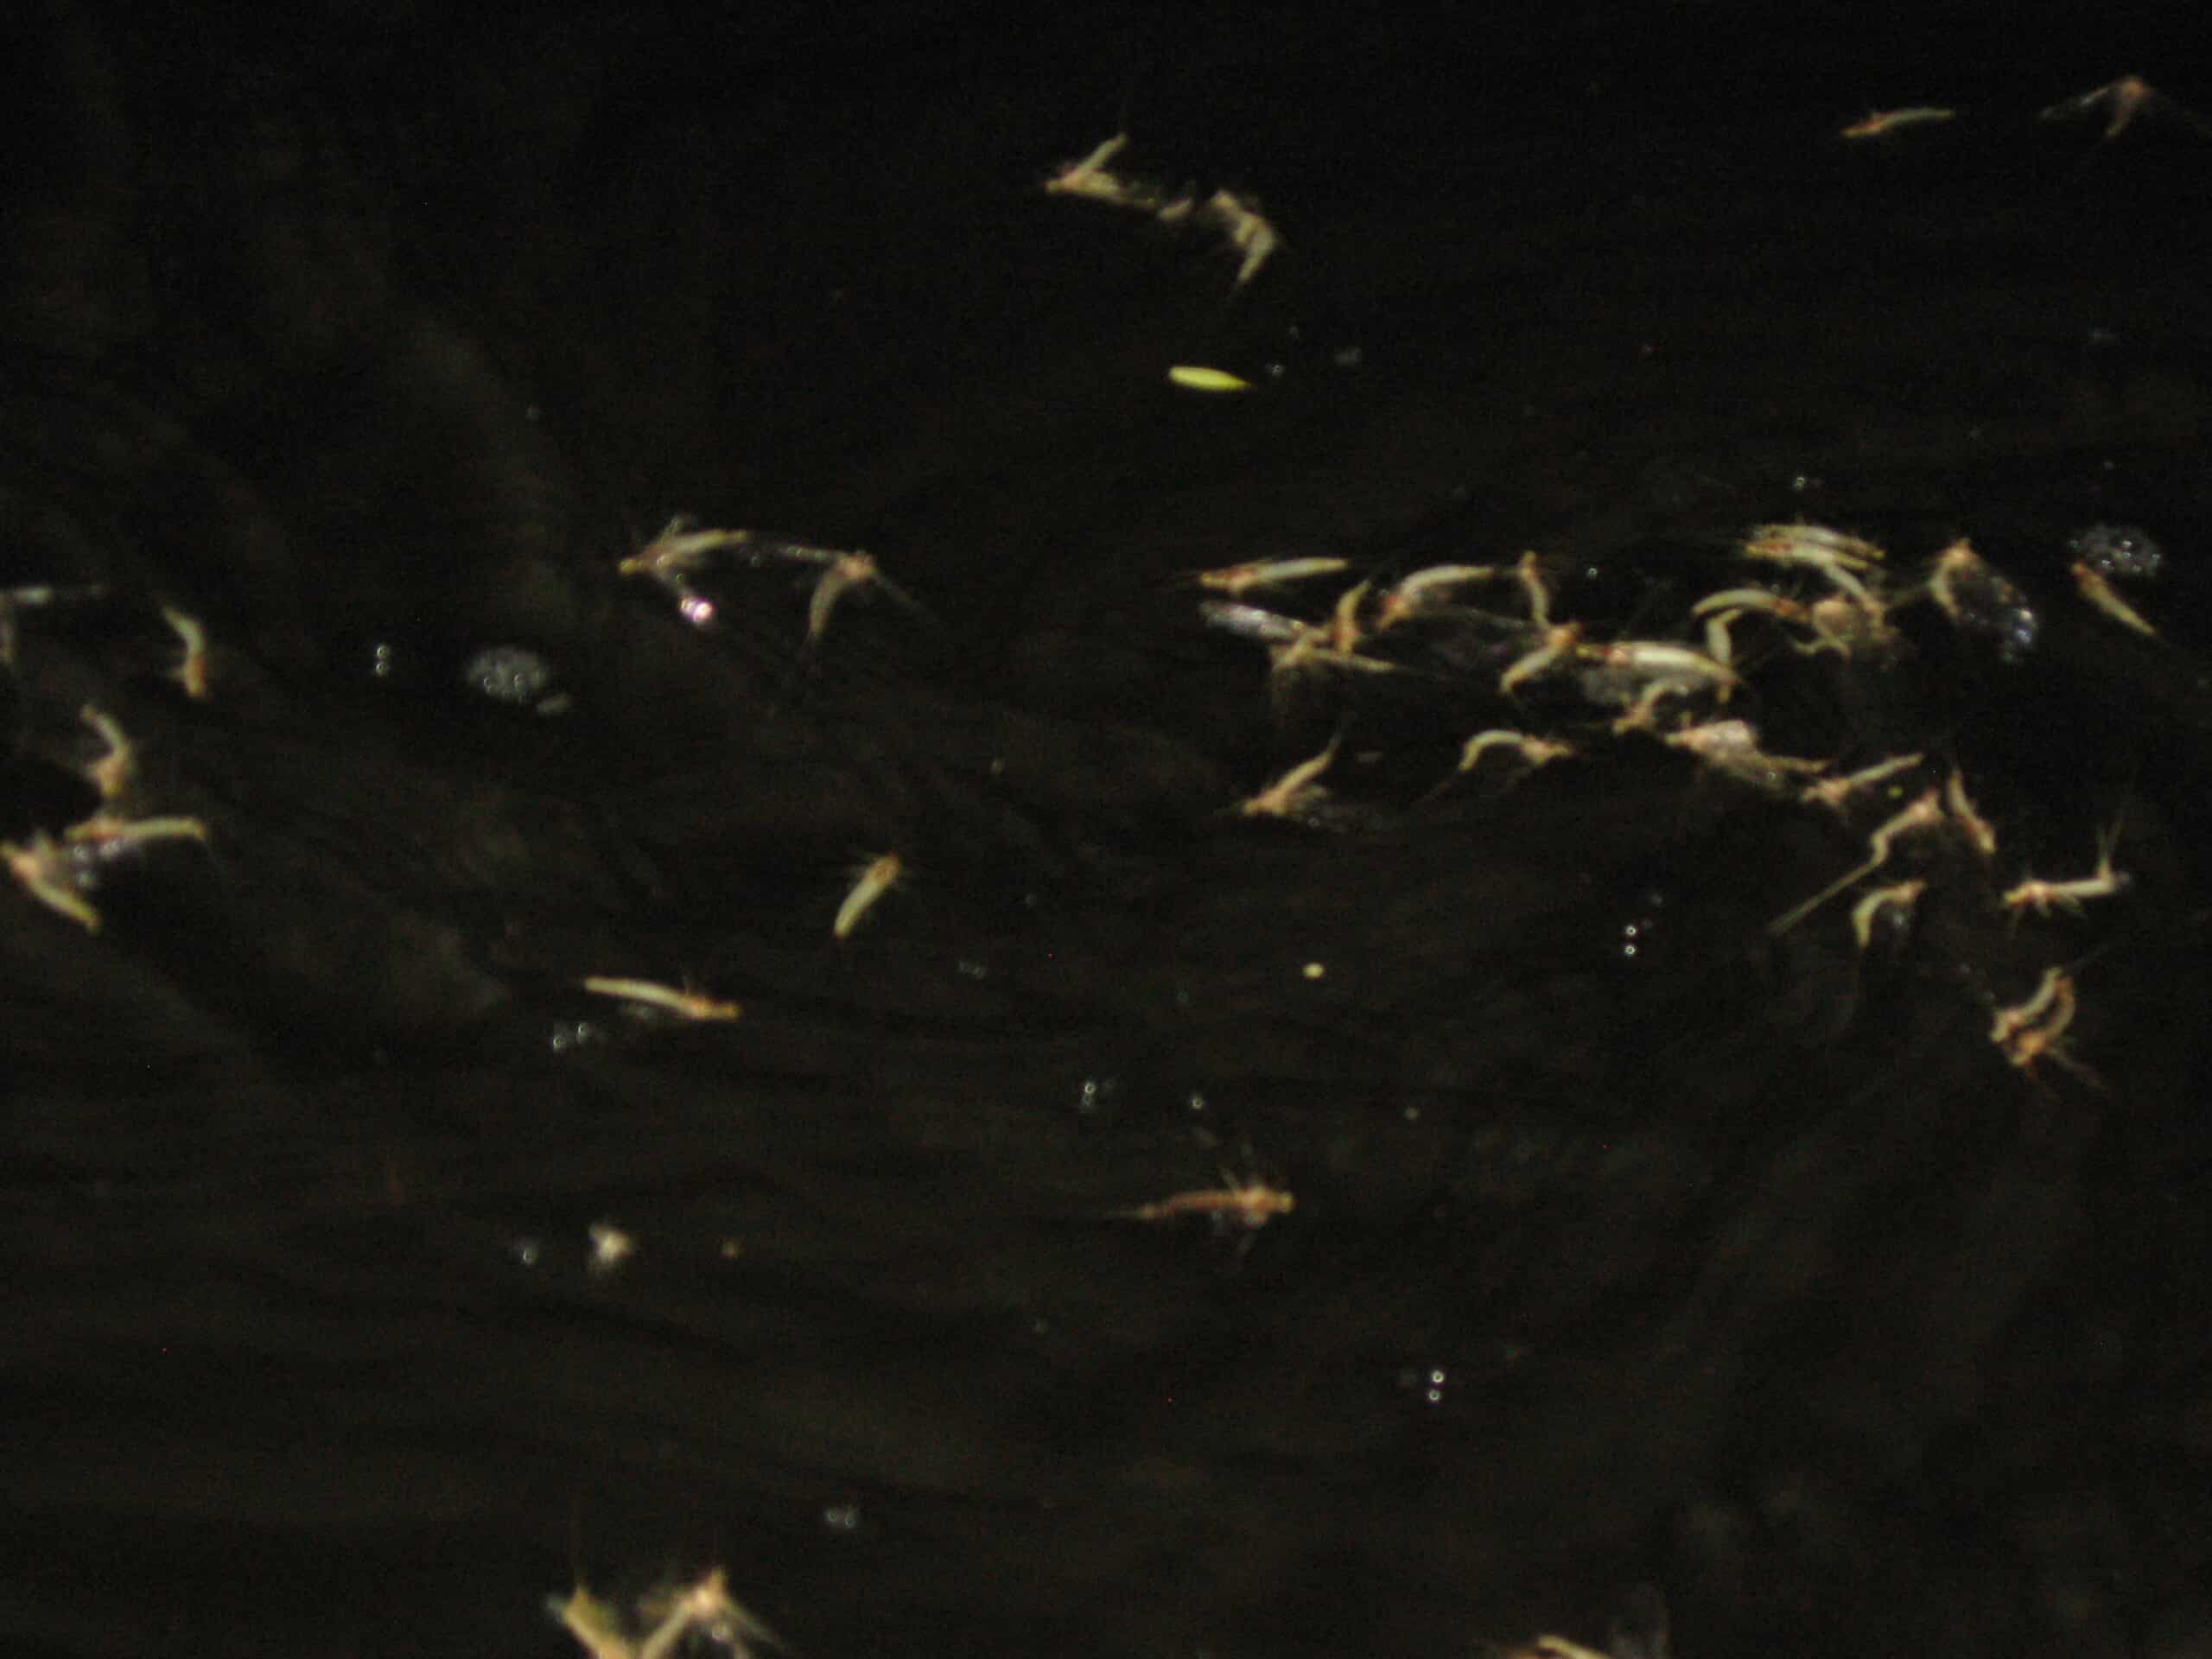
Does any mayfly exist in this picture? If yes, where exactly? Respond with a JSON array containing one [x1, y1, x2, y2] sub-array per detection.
[[1112, 1174, 1295, 1231], [161, 605, 213, 699], [2040, 74, 2212, 143], [1231, 729, 1343, 821], [743, 543, 934, 652], [1840, 106, 1956, 141], [1770, 785, 1948, 935], [1043, 133, 1136, 201], [579, 976, 741, 1022], [834, 852, 905, 940], [2000, 817, 2132, 918], [1187, 557, 1350, 598], [1197, 188, 1281, 288], [2072, 560, 2159, 637], [1989, 965, 2101, 1086]]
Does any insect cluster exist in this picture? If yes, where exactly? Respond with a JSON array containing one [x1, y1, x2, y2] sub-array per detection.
[[1042, 133, 1281, 289], [1188, 518, 2169, 1091], [2, 588, 213, 934]]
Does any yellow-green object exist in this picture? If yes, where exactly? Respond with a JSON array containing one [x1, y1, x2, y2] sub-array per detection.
[[1167, 365, 1251, 393]]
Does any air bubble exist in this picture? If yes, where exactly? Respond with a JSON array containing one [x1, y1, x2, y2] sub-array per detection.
[[2066, 523, 2165, 582], [548, 1019, 605, 1054], [1397, 1362, 1453, 1406], [462, 644, 559, 708]]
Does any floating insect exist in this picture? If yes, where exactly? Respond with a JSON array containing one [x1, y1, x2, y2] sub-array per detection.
[[1039, 137, 1281, 288], [551, 1583, 634, 1659], [1923, 537, 2039, 660], [1499, 622, 1583, 697], [1742, 522, 1886, 610], [751, 544, 931, 652], [4, 832, 103, 931], [616, 517, 752, 595], [1232, 731, 1342, 822], [1943, 770, 1999, 860], [1840, 105, 1956, 140], [1799, 752, 1923, 815], [2039, 74, 2212, 143], [2071, 561, 2159, 637], [635, 1568, 784, 1659], [1580, 639, 1739, 706], [161, 605, 213, 699], [1198, 188, 1281, 288], [1660, 718, 1827, 791], [1112, 1173, 1295, 1231], [1371, 563, 1511, 631], [1850, 878, 1927, 950], [552, 1567, 783, 1659], [1989, 966, 2100, 1085], [1770, 785, 1948, 934], [579, 976, 741, 1022], [1692, 587, 1810, 665], [834, 853, 905, 940], [77, 704, 136, 801], [2000, 817, 2132, 918], [5, 812, 212, 933], [1198, 598, 1306, 645], [1452, 728, 1578, 777], [1188, 557, 1350, 599], [1041, 132, 1142, 206], [1497, 1639, 1611, 1659], [1264, 620, 1402, 712]]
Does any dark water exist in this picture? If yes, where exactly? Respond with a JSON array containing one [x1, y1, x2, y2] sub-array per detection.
[[6, 5, 2212, 1656]]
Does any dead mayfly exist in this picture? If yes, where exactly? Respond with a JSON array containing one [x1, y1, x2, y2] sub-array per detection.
[[2040, 74, 2212, 143], [620, 518, 932, 651], [1922, 538, 2040, 661], [773, 544, 934, 652], [579, 976, 741, 1023], [5, 813, 212, 933], [1040, 134, 1282, 288], [1229, 728, 1345, 823], [551, 1566, 782, 1659], [1185, 556, 1351, 599], [1989, 964, 2101, 1087], [617, 516, 756, 614], [833, 852, 905, 941], [1840, 105, 1956, 141], [1769, 784, 1949, 935], [2000, 817, 2132, 920], [1113, 1175, 1294, 1230]]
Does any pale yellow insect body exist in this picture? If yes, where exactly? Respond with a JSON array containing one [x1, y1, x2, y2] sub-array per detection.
[[835, 852, 904, 940]]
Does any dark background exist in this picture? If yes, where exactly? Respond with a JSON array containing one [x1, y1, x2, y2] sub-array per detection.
[[5, 3, 2212, 1656]]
